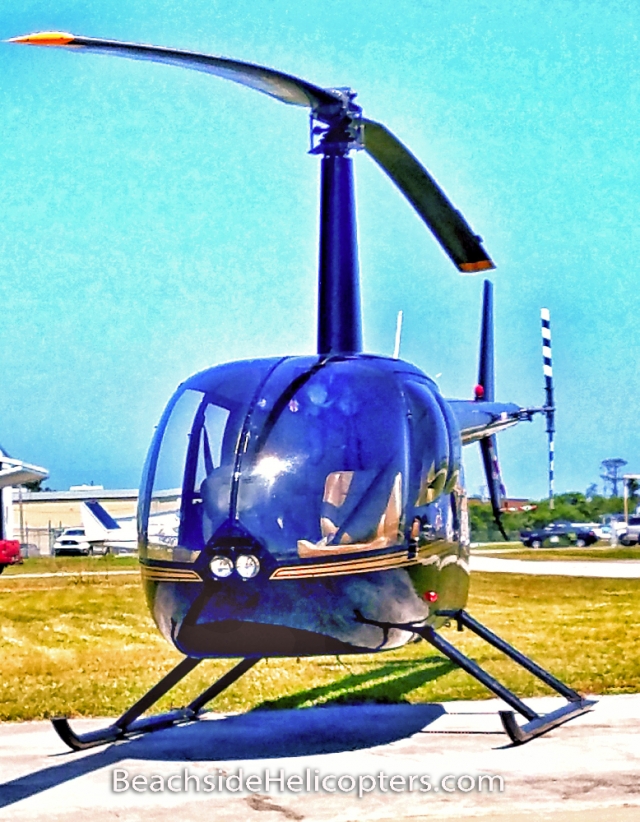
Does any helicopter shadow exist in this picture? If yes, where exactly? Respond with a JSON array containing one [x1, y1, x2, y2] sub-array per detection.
[[0, 658, 454, 808]]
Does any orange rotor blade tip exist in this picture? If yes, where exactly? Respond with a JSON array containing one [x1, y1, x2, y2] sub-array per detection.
[[459, 259, 496, 274], [7, 31, 76, 46]]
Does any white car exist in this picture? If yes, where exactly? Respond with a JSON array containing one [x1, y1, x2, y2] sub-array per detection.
[[52, 528, 96, 556]]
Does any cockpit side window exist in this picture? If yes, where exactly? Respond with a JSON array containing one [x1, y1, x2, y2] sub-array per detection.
[[180, 400, 231, 551], [403, 380, 450, 508], [142, 389, 233, 562]]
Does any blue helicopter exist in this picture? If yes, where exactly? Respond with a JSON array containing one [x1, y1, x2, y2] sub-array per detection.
[[10, 31, 593, 747]]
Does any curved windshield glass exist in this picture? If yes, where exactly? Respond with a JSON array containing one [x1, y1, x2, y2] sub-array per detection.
[[235, 358, 408, 560], [403, 380, 451, 508], [139, 359, 281, 561]]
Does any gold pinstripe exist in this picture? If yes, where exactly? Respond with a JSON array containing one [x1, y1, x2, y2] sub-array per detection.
[[139, 543, 452, 583]]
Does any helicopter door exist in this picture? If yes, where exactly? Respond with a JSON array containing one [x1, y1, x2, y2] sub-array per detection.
[[140, 388, 232, 561]]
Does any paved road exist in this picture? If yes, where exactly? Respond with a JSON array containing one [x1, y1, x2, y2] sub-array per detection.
[[470, 556, 640, 578], [1, 695, 639, 821]]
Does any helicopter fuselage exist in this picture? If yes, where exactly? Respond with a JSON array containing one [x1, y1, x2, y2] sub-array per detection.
[[138, 353, 470, 657]]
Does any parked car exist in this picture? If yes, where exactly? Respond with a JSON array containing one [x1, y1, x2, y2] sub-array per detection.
[[52, 528, 93, 557], [617, 516, 640, 546], [0, 539, 22, 573], [519, 520, 598, 549]]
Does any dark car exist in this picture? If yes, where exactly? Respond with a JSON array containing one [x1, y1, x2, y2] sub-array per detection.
[[520, 520, 598, 549]]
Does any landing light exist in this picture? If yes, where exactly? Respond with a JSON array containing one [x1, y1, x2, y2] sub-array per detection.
[[236, 554, 261, 580], [210, 555, 234, 579]]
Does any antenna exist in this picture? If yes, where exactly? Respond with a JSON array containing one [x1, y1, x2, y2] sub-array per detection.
[[541, 308, 555, 509], [393, 310, 403, 359]]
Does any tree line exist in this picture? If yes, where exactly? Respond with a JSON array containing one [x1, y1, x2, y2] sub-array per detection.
[[469, 493, 627, 542]]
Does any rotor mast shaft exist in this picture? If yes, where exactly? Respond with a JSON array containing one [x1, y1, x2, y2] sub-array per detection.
[[317, 151, 362, 356]]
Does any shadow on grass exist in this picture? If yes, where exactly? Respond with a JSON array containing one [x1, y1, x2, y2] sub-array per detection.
[[257, 657, 456, 710]]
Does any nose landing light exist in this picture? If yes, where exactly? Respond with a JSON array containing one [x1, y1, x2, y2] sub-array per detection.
[[236, 554, 261, 579], [208, 552, 261, 580], [209, 555, 234, 578]]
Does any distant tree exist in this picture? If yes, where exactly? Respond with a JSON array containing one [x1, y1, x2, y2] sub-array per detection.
[[469, 492, 625, 542], [600, 458, 627, 497], [585, 482, 598, 500], [21, 479, 43, 492], [20, 479, 52, 492]]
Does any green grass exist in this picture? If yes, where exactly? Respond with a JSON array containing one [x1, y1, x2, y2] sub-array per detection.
[[1, 554, 139, 576], [0, 571, 638, 721]]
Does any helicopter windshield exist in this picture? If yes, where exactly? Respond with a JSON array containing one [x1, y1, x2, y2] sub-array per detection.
[[233, 358, 408, 560]]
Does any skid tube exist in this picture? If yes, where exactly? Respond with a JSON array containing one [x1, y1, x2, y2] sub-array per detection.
[[52, 656, 261, 751], [355, 608, 595, 744]]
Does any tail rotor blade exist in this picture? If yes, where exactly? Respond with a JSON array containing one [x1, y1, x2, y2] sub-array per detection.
[[362, 119, 495, 273], [480, 435, 508, 540], [541, 308, 555, 509]]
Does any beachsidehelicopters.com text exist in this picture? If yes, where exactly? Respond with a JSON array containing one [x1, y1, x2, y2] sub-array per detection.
[[112, 768, 505, 797]]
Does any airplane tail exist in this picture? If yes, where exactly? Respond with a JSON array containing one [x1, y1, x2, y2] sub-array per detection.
[[81, 500, 121, 542]]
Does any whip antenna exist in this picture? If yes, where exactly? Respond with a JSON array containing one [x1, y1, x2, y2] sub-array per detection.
[[393, 310, 403, 359]]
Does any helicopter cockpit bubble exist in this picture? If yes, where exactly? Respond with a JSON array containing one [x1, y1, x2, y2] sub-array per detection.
[[138, 355, 457, 567]]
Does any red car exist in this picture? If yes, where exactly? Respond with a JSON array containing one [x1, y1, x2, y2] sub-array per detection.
[[0, 539, 22, 573]]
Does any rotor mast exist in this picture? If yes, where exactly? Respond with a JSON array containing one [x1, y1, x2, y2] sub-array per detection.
[[313, 99, 364, 356]]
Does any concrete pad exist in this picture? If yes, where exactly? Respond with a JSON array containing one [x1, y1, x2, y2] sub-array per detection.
[[1, 694, 639, 820]]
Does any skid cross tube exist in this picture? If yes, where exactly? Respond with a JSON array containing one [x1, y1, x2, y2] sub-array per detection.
[[437, 609, 581, 701], [52, 656, 261, 751]]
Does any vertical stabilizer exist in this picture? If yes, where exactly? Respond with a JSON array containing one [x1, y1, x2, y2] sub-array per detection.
[[477, 280, 507, 539]]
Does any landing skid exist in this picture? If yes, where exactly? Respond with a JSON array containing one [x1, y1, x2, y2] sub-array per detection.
[[52, 657, 260, 751], [356, 607, 595, 744], [52, 609, 594, 751]]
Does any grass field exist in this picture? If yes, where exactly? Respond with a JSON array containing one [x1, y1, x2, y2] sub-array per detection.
[[1, 560, 639, 721]]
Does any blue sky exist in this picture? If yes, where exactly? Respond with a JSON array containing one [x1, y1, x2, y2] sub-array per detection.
[[1, 0, 639, 498]]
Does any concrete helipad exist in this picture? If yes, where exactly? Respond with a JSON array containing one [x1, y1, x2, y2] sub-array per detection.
[[1, 694, 639, 820]]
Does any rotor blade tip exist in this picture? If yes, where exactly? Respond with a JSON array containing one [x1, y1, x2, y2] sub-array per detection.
[[7, 31, 75, 46], [459, 259, 496, 274]]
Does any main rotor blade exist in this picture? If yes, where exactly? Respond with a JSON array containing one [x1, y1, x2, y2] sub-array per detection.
[[8, 32, 344, 115], [362, 119, 494, 273]]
